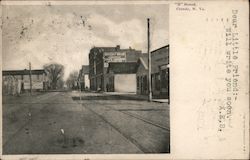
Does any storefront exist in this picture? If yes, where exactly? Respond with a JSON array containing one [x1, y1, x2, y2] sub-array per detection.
[[159, 64, 169, 99]]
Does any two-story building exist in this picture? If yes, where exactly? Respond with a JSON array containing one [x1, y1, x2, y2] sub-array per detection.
[[89, 45, 142, 92]]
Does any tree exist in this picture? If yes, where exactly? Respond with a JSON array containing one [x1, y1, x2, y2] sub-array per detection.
[[43, 63, 64, 90], [66, 70, 79, 90]]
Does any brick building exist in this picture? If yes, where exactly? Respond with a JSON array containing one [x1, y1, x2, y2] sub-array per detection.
[[89, 45, 142, 91]]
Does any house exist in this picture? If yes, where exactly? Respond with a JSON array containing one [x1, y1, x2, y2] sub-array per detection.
[[89, 45, 142, 92], [78, 65, 90, 91], [106, 62, 138, 93], [2, 69, 48, 95]]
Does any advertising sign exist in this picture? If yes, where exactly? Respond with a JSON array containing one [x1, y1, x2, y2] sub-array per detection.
[[104, 51, 126, 67], [24, 82, 43, 89]]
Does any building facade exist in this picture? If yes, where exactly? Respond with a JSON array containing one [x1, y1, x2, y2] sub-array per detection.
[[2, 69, 48, 95], [151, 45, 169, 98], [89, 45, 142, 91], [106, 62, 137, 93], [78, 65, 90, 91], [136, 45, 169, 99]]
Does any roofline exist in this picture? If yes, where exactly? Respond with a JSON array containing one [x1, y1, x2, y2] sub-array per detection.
[[108, 62, 137, 64], [90, 45, 119, 50], [91, 46, 116, 49], [3, 69, 45, 72], [138, 57, 148, 70], [90, 46, 142, 53], [2, 69, 46, 75], [151, 44, 169, 53]]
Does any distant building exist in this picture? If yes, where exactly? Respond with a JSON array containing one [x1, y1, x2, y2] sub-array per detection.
[[106, 62, 137, 93], [78, 65, 90, 91], [2, 69, 48, 95], [89, 45, 142, 91], [136, 45, 169, 99]]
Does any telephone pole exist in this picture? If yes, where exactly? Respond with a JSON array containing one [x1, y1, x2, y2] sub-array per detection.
[[29, 62, 32, 95], [147, 18, 152, 102]]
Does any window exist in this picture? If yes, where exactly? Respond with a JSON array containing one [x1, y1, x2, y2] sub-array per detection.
[[161, 69, 167, 89]]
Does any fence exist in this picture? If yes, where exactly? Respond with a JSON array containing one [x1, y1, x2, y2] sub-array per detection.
[[2, 76, 22, 96]]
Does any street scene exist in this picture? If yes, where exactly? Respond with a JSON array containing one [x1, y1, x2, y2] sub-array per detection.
[[3, 91, 169, 154], [2, 4, 169, 154]]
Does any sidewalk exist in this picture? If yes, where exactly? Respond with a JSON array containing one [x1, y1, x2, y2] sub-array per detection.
[[103, 92, 169, 103]]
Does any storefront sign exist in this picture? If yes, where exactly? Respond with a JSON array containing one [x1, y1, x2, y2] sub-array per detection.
[[104, 51, 126, 67], [24, 82, 43, 89]]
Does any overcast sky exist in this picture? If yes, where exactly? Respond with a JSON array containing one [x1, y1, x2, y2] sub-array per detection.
[[2, 4, 169, 80]]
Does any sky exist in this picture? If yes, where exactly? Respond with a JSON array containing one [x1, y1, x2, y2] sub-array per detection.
[[2, 4, 169, 80]]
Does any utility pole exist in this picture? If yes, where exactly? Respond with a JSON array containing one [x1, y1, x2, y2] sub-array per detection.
[[29, 62, 32, 95], [147, 18, 152, 102]]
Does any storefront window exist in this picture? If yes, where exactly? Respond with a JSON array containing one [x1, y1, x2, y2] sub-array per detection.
[[137, 76, 140, 90], [161, 69, 167, 89]]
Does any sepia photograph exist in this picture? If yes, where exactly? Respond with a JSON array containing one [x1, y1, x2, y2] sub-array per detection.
[[1, 3, 170, 154]]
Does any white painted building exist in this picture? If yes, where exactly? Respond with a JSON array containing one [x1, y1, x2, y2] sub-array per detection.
[[78, 65, 90, 90], [106, 62, 137, 93]]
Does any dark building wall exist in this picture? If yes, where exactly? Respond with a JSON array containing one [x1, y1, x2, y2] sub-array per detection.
[[151, 45, 169, 74], [135, 45, 169, 99], [151, 45, 169, 98], [89, 48, 107, 90], [89, 50, 95, 77]]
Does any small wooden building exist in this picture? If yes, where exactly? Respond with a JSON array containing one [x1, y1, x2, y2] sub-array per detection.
[[2, 69, 48, 95], [106, 62, 137, 93]]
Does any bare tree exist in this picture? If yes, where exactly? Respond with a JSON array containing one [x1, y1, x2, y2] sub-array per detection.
[[43, 63, 64, 90], [66, 70, 79, 90]]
